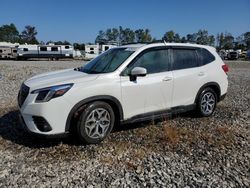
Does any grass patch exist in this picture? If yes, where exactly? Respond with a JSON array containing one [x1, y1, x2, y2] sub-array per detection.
[[162, 123, 235, 149]]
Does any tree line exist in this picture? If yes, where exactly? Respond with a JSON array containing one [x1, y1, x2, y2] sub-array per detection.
[[96, 27, 250, 50], [0, 23, 249, 51]]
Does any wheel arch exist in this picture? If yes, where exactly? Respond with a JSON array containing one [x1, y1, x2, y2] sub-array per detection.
[[65, 95, 124, 132], [195, 82, 221, 103]]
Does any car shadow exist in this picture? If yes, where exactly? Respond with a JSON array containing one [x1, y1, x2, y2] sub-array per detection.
[[0, 109, 197, 149], [0, 110, 76, 148]]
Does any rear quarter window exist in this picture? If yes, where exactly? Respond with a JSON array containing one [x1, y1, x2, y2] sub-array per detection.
[[198, 48, 215, 65]]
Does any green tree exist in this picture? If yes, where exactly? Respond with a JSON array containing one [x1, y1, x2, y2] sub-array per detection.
[[181, 36, 186, 43], [0, 23, 19, 43], [142, 29, 152, 42], [162, 30, 175, 42], [234, 34, 245, 50], [46, 40, 54, 45], [216, 33, 225, 49], [208, 35, 215, 46], [196, 30, 210, 45], [173, 33, 181, 42], [20, 25, 38, 44], [105, 28, 119, 42], [54, 40, 71, 45], [73, 43, 85, 50], [244, 32, 250, 49], [186, 33, 197, 43], [223, 33, 234, 49], [135, 29, 152, 43], [40, 41, 45, 45], [95, 30, 106, 44], [120, 28, 135, 44]]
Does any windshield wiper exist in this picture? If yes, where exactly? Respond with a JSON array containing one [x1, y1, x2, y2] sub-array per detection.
[[73, 67, 81, 71], [74, 67, 88, 73]]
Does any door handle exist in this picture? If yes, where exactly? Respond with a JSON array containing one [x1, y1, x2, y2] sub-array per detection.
[[162, 77, 172, 81], [198, 72, 205, 76]]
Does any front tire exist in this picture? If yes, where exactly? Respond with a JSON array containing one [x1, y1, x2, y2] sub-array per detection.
[[76, 101, 115, 144], [196, 88, 217, 117]]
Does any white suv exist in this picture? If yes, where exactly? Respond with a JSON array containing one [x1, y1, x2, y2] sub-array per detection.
[[18, 43, 229, 144]]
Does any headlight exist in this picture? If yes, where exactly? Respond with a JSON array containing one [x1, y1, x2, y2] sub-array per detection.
[[31, 83, 73, 102]]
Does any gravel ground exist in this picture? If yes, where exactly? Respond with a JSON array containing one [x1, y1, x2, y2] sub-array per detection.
[[0, 60, 249, 187]]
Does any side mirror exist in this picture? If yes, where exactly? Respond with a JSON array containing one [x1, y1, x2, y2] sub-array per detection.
[[129, 67, 147, 81]]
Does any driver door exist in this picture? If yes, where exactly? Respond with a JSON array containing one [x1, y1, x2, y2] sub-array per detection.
[[120, 47, 173, 120]]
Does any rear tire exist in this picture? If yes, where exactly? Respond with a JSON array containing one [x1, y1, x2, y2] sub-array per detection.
[[196, 87, 217, 117], [76, 101, 115, 144]]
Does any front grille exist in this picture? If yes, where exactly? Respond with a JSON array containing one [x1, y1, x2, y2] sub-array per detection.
[[18, 84, 30, 107], [32, 116, 52, 132]]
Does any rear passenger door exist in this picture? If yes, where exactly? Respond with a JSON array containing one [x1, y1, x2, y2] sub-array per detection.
[[171, 47, 203, 107]]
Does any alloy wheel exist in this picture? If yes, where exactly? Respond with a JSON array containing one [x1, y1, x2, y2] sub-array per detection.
[[201, 92, 216, 115], [85, 108, 111, 139]]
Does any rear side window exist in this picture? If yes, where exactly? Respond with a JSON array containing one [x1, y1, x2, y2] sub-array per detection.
[[40, 47, 47, 51], [125, 49, 169, 75], [23, 48, 28, 51], [198, 48, 215, 65], [172, 49, 198, 70], [51, 47, 58, 51]]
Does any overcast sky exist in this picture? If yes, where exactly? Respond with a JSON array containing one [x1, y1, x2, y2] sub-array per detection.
[[1, 0, 250, 43]]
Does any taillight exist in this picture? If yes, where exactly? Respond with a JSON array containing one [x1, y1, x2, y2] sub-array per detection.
[[222, 64, 229, 74]]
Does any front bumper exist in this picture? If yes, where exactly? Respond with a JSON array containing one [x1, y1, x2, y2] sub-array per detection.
[[18, 90, 74, 136], [18, 112, 68, 138]]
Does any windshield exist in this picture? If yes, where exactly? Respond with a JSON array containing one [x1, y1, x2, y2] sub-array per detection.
[[81, 48, 135, 74]]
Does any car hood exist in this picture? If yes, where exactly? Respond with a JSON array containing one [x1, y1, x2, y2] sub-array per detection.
[[24, 69, 98, 89]]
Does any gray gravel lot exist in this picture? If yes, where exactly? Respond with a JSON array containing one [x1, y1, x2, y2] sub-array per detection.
[[0, 60, 249, 187]]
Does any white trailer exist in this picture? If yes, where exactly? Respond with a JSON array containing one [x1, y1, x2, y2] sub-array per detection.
[[17, 44, 74, 60], [85, 44, 117, 60]]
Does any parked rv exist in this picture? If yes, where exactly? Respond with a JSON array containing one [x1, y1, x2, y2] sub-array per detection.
[[85, 44, 100, 59], [0, 46, 18, 59], [17, 44, 73, 60], [85, 44, 116, 59]]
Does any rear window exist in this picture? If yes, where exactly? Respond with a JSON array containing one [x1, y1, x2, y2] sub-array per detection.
[[172, 49, 198, 70], [198, 48, 215, 65]]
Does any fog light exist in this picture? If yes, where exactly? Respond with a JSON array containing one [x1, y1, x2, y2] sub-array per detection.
[[32, 116, 52, 132]]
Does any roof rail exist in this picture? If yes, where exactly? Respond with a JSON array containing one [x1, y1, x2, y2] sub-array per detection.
[[121, 40, 165, 45]]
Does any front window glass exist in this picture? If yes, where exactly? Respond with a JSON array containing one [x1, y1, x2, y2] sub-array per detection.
[[81, 48, 134, 74], [123, 49, 169, 75]]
